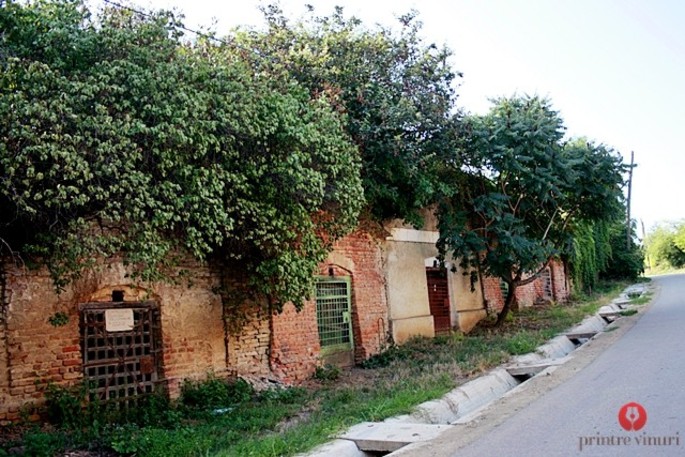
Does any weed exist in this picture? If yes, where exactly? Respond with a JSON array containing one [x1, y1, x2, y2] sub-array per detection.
[[620, 308, 638, 316], [505, 332, 539, 355], [45, 383, 88, 429], [313, 364, 341, 381], [21, 429, 67, 457], [630, 292, 652, 306], [47, 311, 69, 327], [180, 375, 253, 411]]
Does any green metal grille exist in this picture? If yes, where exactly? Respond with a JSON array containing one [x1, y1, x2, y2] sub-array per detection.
[[499, 279, 510, 299], [315, 278, 352, 352]]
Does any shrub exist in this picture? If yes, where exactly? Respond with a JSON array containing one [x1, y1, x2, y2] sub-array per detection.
[[180, 376, 254, 411]]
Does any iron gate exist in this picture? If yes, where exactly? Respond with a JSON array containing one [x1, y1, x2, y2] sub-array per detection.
[[315, 277, 353, 362], [79, 301, 162, 406]]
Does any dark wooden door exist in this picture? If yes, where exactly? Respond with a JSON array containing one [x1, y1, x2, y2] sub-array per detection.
[[426, 268, 451, 334]]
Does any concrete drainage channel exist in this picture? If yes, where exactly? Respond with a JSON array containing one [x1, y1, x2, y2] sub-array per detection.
[[299, 283, 649, 457]]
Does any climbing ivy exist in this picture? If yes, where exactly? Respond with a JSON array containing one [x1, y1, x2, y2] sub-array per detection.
[[0, 0, 364, 309], [570, 220, 611, 292]]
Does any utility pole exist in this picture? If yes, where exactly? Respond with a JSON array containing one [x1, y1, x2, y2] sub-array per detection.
[[641, 219, 649, 268], [626, 151, 635, 248]]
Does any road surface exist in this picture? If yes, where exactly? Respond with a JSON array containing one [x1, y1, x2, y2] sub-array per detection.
[[395, 275, 685, 456]]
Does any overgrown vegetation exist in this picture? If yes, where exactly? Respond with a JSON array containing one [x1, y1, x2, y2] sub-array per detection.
[[0, 281, 634, 457], [643, 221, 685, 273], [1, 0, 637, 313], [437, 98, 629, 324], [571, 220, 643, 292], [0, 0, 364, 310], [232, 5, 462, 227]]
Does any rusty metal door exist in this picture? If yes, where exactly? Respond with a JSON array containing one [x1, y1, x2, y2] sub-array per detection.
[[79, 301, 162, 406], [426, 268, 451, 334]]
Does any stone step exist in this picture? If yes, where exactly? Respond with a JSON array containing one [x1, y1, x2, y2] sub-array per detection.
[[340, 422, 450, 453], [505, 355, 572, 377], [564, 330, 598, 343]]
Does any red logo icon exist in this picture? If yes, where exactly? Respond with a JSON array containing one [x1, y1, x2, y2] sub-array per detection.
[[618, 402, 647, 431]]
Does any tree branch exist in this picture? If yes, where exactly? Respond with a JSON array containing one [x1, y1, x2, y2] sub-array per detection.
[[516, 257, 552, 287]]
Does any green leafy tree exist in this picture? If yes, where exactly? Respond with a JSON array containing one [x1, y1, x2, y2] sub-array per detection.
[[571, 217, 643, 292], [0, 0, 363, 309], [644, 222, 685, 270], [437, 96, 625, 325], [598, 221, 644, 281], [230, 5, 461, 226]]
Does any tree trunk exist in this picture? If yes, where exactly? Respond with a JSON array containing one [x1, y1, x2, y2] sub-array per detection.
[[496, 280, 518, 327]]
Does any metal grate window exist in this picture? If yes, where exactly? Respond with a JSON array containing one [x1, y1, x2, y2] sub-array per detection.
[[500, 280, 510, 299], [541, 268, 553, 300], [80, 302, 162, 407], [315, 278, 352, 351]]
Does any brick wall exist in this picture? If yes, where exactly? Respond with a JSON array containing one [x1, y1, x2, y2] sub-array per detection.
[[269, 230, 389, 382], [333, 231, 388, 361], [227, 303, 270, 379], [270, 301, 320, 383], [0, 261, 227, 421], [514, 280, 538, 307], [482, 275, 505, 312], [152, 268, 226, 397], [0, 230, 390, 419], [550, 260, 570, 302], [481, 259, 570, 315], [1, 266, 83, 423], [0, 267, 10, 422]]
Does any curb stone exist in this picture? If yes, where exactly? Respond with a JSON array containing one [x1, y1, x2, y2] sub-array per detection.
[[298, 283, 650, 457]]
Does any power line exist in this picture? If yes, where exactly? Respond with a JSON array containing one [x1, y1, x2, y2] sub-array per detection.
[[101, 0, 235, 47], [99, 0, 285, 67]]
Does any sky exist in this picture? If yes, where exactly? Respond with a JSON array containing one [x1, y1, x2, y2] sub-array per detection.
[[96, 0, 685, 234]]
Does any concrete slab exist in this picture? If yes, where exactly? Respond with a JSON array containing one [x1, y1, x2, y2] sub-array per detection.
[[536, 335, 577, 359], [409, 369, 519, 424], [302, 439, 366, 457], [505, 355, 572, 377], [341, 422, 450, 453], [510, 352, 545, 366], [564, 331, 598, 343], [598, 305, 622, 322], [572, 315, 608, 334]]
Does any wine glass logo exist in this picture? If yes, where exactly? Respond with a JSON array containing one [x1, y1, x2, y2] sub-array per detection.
[[618, 402, 647, 431]]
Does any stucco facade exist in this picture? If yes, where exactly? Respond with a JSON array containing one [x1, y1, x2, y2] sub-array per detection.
[[383, 207, 489, 343]]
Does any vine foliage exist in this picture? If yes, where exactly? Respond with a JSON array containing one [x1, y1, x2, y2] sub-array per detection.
[[0, 0, 364, 310]]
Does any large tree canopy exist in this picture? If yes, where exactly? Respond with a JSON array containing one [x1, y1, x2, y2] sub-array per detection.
[[0, 0, 364, 309], [437, 96, 626, 324], [1, 1, 635, 319], [231, 6, 461, 226]]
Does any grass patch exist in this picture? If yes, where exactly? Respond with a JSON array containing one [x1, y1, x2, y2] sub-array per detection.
[[629, 292, 653, 306], [1, 280, 635, 457]]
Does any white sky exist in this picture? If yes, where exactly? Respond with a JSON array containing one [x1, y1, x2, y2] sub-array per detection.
[[95, 0, 685, 233]]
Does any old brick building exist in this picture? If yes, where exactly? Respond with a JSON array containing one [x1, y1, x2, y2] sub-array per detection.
[[0, 223, 570, 422]]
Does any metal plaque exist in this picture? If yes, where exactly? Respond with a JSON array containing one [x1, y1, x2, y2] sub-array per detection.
[[105, 308, 134, 332]]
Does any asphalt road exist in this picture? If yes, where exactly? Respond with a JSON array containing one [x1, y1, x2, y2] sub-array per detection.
[[395, 275, 685, 457]]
